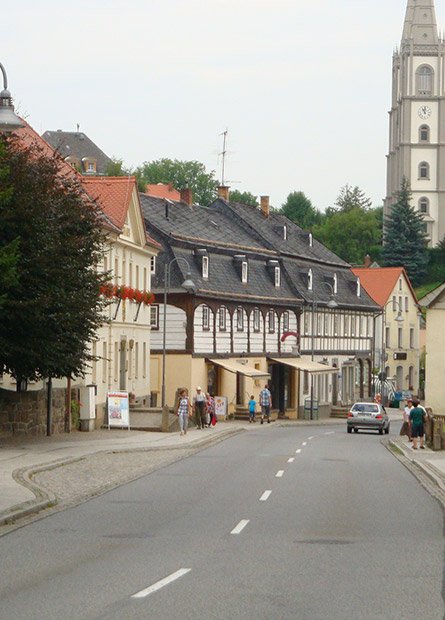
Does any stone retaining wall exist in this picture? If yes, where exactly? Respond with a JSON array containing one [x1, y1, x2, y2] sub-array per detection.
[[0, 388, 67, 437]]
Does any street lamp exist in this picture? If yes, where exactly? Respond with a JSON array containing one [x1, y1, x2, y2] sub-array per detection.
[[0, 63, 24, 132], [161, 257, 196, 407], [379, 299, 404, 403], [308, 281, 338, 419]]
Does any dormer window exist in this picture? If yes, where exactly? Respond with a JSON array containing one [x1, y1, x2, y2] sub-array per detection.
[[309, 233, 313, 248], [283, 225, 287, 240], [242, 261, 248, 283], [275, 266, 281, 288], [308, 269, 313, 291], [357, 277, 361, 297], [202, 255, 209, 280], [333, 273, 338, 294]]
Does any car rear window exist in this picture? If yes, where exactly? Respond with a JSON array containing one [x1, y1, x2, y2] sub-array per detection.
[[351, 404, 379, 413]]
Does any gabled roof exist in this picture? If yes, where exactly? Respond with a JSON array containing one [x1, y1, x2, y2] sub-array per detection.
[[418, 281, 445, 308], [82, 176, 136, 230], [145, 183, 181, 200], [351, 267, 417, 307], [42, 130, 113, 174]]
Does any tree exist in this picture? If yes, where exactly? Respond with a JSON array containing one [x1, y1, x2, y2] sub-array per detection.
[[0, 135, 108, 385], [279, 191, 321, 229], [0, 239, 19, 310], [134, 158, 218, 206], [105, 157, 132, 177], [228, 189, 258, 207], [382, 178, 429, 286], [312, 206, 382, 265], [334, 184, 372, 212]]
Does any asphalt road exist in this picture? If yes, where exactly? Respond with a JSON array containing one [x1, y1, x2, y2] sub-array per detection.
[[0, 424, 444, 620]]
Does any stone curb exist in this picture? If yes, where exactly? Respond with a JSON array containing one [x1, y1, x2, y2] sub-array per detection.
[[0, 426, 244, 528]]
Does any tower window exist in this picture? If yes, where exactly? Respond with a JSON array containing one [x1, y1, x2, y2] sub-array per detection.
[[419, 197, 429, 214], [419, 162, 430, 179], [419, 125, 430, 142], [416, 65, 434, 96]]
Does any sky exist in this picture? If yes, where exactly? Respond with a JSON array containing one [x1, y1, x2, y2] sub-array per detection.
[[4, 0, 445, 211]]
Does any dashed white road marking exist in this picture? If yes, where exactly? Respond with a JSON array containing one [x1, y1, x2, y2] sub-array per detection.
[[276, 470, 284, 478], [325, 431, 335, 435], [132, 569, 191, 599], [231, 520, 250, 534], [308, 436, 314, 440], [260, 490, 272, 501], [296, 449, 302, 454], [288, 457, 295, 463], [302, 442, 308, 446]]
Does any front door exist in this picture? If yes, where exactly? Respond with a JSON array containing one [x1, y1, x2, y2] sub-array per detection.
[[269, 364, 292, 415]]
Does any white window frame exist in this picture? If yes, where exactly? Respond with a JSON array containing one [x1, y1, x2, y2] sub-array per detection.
[[237, 306, 244, 331], [308, 269, 313, 291], [202, 255, 209, 280], [268, 309, 275, 334], [241, 261, 248, 284], [275, 266, 281, 288], [202, 306, 210, 331], [253, 308, 261, 332], [150, 305, 159, 329], [219, 306, 227, 331]]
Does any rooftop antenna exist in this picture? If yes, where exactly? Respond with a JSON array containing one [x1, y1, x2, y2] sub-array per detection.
[[76, 123, 80, 133], [219, 128, 228, 185]]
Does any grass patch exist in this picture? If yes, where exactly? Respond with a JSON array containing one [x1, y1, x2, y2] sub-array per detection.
[[388, 442, 403, 456], [415, 282, 442, 300]]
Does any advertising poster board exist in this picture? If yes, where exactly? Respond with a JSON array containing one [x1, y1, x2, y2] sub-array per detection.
[[107, 391, 130, 429], [214, 396, 228, 420]]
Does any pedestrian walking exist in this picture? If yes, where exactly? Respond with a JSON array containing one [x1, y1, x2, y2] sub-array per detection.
[[176, 389, 191, 436], [206, 392, 216, 427], [400, 399, 413, 441], [193, 386, 207, 429], [409, 399, 426, 450], [259, 384, 272, 424], [248, 395, 257, 423]]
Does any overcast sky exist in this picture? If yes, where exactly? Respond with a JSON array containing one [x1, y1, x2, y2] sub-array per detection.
[[4, 0, 445, 210]]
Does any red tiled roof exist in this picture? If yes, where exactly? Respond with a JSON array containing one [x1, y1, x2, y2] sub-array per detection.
[[145, 183, 180, 200], [82, 176, 135, 230], [351, 267, 418, 307]]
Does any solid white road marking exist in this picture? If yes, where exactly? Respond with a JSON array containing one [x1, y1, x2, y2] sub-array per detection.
[[132, 569, 191, 599], [260, 490, 272, 501], [296, 449, 302, 454], [276, 470, 284, 478], [231, 520, 250, 534], [302, 442, 307, 446], [288, 457, 295, 463]]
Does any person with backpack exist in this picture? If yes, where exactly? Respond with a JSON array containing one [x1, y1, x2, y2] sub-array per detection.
[[260, 384, 272, 424]]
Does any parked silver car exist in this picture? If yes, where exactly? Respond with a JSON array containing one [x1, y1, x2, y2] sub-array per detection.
[[347, 402, 390, 435]]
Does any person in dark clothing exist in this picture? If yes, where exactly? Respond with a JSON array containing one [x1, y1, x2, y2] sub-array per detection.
[[409, 399, 426, 450]]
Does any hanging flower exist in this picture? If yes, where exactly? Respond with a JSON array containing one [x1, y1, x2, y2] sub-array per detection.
[[100, 284, 154, 306]]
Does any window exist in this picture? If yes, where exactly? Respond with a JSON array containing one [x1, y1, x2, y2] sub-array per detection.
[[398, 327, 403, 348], [129, 263, 133, 287], [253, 308, 261, 332], [409, 366, 414, 388], [135, 265, 139, 289], [419, 161, 430, 179], [351, 316, 356, 336], [274, 266, 281, 288], [356, 277, 361, 297], [219, 307, 227, 331], [268, 309, 275, 333], [419, 125, 430, 142], [410, 328, 415, 349], [344, 314, 350, 336], [103, 256, 108, 273], [324, 313, 329, 335], [317, 314, 323, 336], [417, 65, 434, 95], [143, 342, 147, 378], [392, 296, 397, 312], [150, 305, 159, 329], [114, 342, 119, 382], [333, 273, 338, 294], [102, 342, 107, 383], [202, 255, 209, 280], [283, 311, 289, 332], [236, 307, 244, 331], [304, 311, 310, 335], [308, 269, 313, 291], [399, 279, 402, 291], [143, 267, 147, 290], [150, 256, 156, 274], [405, 297, 409, 312], [419, 197, 429, 214], [241, 261, 248, 284], [135, 342, 139, 379], [309, 233, 313, 248], [334, 315, 339, 336], [303, 371, 309, 393], [114, 258, 119, 284], [385, 326, 390, 348], [202, 306, 210, 331]]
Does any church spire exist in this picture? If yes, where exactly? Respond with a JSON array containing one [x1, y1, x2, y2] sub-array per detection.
[[402, 0, 439, 45]]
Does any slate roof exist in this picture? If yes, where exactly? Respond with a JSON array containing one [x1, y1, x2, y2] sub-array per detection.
[[142, 195, 379, 311], [42, 130, 113, 174]]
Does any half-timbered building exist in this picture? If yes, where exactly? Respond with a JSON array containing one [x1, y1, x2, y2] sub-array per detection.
[[141, 188, 380, 418]]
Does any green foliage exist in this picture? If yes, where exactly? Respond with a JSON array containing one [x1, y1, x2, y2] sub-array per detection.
[[279, 191, 322, 229], [382, 178, 429, 286], [0, 135, 108, 384], [333, 185, 372, 212], [71, 399, 81, 430], [105, 157, 132, 177], [134, 158, 218, 206], [415, 281, 442, 300], [229, 189, 258, 207]]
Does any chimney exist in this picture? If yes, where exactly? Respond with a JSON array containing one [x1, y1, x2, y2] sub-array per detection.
[[260, 195, 270, 218], [217, 185, 230, 201], [364, 254, 372, 268], [180, 187, 193, 206]]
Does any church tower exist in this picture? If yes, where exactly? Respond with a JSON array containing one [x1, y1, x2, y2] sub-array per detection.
[[384, 0, 445, 246]]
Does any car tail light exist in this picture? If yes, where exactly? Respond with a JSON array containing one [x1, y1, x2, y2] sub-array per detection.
[[376, 414, 383, 419]]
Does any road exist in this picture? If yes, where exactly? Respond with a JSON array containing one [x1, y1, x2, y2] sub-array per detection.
[[0, 424, 444, 619]]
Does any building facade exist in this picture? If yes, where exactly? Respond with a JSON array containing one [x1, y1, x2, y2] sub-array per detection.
[[384, 0, 445, 246], [419, 281, 445, 412], [142, 190, 380, 419]]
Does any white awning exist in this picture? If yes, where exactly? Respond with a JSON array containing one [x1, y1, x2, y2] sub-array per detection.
[[269, 357, 337, 374], [208, 358, 270, 378]]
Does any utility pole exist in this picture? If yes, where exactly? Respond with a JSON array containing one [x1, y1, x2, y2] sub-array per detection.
[[219, 129, 228, 185]]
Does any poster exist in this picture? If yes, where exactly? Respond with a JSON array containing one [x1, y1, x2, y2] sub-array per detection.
[[107, 391, 130, 428], [214, 396, 228, 419]]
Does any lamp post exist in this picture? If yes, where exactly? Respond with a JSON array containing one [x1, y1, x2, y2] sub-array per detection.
[[308, 282, 338, 419], [380, 299, 404, 404], [0, 63, 24, 132], [161, 257, 196, 408]]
